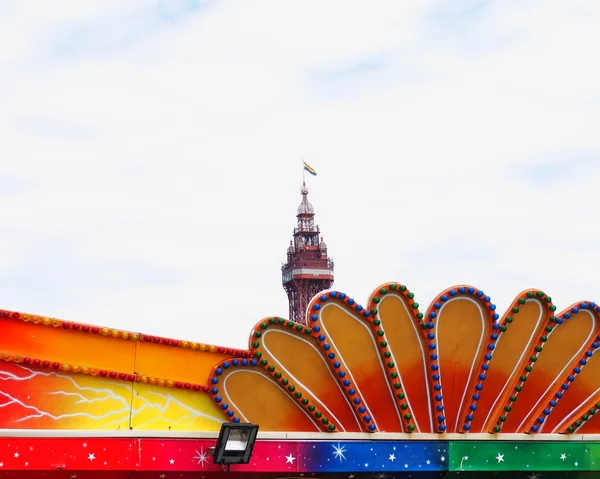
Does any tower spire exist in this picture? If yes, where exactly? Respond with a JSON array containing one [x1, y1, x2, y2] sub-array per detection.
[[282, 183, 334, 325]]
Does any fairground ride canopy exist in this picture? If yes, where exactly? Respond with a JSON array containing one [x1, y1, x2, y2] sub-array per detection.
[[1, 282, 599, 478]]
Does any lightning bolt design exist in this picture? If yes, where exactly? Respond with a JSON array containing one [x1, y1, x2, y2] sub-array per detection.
[[0, 364, 132, 428], [0, 362, 223, 430]]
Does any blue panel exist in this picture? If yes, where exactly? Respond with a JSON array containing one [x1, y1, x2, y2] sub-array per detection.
[[302, 440, 447, 473]]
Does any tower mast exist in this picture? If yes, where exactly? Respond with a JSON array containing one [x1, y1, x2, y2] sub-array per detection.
[[282, 182, 334, 324]]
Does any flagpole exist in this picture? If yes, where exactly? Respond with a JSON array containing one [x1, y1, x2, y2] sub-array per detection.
[[302, 158, 305, 184]]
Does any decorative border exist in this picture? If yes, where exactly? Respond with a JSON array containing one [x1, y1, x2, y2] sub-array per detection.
[[208, 350, 336, 432], [2, 352, 210, 392], [0, 308, 249, 357], [423, 286, 499, 433]]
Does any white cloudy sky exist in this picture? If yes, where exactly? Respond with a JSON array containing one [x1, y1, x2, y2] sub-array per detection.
[[1, 0, 599, 349]]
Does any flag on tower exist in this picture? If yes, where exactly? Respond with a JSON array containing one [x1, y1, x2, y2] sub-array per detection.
[[303, 161, 317, 176]]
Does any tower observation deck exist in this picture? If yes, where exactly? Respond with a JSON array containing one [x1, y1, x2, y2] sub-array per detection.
[[282, 182, 334, 325]]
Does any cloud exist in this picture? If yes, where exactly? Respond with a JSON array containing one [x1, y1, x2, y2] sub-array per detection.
[[0, 0, 599, 349]]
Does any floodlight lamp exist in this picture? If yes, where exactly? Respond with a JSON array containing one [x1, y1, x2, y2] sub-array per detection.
[[212, 423, 259, 468]]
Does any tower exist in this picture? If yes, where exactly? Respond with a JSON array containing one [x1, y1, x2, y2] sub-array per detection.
[[282, 182, 334, 325]]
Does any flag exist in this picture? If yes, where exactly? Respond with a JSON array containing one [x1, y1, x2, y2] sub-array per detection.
[[303, 161, 317, 176]]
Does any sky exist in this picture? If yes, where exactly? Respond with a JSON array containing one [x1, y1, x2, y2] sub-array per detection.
[[1, 0, 599, 349]]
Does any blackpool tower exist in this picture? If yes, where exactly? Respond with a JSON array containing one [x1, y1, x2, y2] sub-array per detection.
[[282, 182, 334, 325]]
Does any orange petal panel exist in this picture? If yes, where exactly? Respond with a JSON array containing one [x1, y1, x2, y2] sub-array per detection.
[[543, 350, 600, 433], [466, 290, 553, 433], [423, 286, 497, 433], [307, 292, 406, 432], [493, 302, 599, 433], [207, 359, 325, 432], [367, 283, 432, 432], [251, 317, 363, 432], [525, 304, 600, 433]]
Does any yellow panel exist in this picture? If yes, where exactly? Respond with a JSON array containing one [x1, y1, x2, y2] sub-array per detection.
[[130, 382, 223, 430], [0, 361, 131, 430]]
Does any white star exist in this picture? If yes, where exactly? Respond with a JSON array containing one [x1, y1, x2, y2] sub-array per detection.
[[463, 456, 469, 461], [87, 453, 95, 462], [159, 475, 167, 479], [376, 474, 387, 479], [70, 475, 78, 479], [495, 453, 504, 463], [388, 453, 396, 462], [285, 454, 296, 464], [426, 460, 431, 465], [560, 453, 567, 461], [348, 475, 355, 479], [13, 452, 20, 459], [526, 474, 542, 479], [332, 443, 347, 463], [193, 449, 209, 467], [169, 459, 175, 465]]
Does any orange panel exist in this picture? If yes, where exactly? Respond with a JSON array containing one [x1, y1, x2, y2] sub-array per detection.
[[134, 341, 230, 385], [375, 292, 431, 432], [257, 325, 362, 432], [474, 297, 550, 432], [434, 296, 488, 432], [214, 367, 321, 432], [543, 349, 600, 432], [501, 309, 596, 432], [1, 319, 135, 373], [318, 302, 403, 432], [573, 397, 600, 434]]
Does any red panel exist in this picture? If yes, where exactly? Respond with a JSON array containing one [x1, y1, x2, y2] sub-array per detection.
[[0, 474, 133, 479], [0, 438, 136, 471], [0, 438, 303, 475], [137, 439, 301, 473]]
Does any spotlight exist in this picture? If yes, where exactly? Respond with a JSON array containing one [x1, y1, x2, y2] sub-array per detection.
[[210, 423, 259, 470]]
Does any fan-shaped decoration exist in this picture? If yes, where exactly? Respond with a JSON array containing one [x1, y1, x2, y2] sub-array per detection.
[[207, 283, 600, 434]]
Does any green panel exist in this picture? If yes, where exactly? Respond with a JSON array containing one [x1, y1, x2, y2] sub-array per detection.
[[444, 473, 599, 479], [449, 441, 592, 472], [591, 442, 600, 471]]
